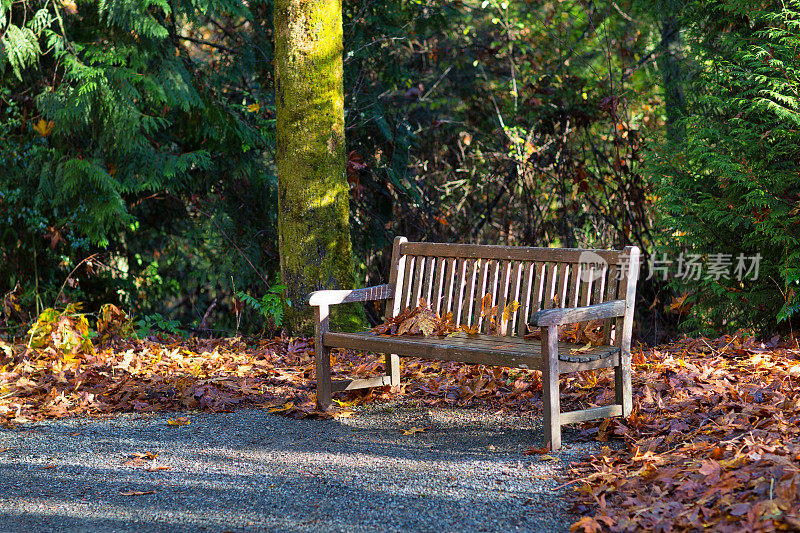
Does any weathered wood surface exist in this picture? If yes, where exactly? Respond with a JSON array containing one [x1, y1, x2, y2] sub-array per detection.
[[308, 284, 393, 306], [530, 299, 626, 326], [314, 304, 331, 410], [331, 375, 392, 392], [400, 242, 622, 263], [615, 246, 639, 417], [384, 236, 407, 387], [559, 405, 623, 425], [541, 325, 561, 450], [323, 331, 619, 371]]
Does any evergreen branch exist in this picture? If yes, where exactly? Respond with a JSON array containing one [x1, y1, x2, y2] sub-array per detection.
[[176, 34, 233, 54], [172, 194, 271, 289]]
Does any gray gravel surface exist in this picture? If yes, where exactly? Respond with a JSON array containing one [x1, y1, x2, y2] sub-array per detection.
[[0, 405, 600, 532]]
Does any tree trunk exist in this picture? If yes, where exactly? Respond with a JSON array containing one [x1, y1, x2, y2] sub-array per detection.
[[274, 0, 360, 334], [657, 15, 686, 143]]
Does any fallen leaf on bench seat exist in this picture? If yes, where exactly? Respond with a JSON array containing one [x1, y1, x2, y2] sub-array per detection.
[[397, 306, 437, 336], [401, 426, 429, 435], [120, 490, 156, 496], [167, 417, 190, 426], [371, 299, 461, 337], [481, 296, 520, 335], [571, 343, 594, 354]]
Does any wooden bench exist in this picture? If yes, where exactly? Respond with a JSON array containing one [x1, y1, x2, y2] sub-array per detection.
[[309, 237, 640, 450]]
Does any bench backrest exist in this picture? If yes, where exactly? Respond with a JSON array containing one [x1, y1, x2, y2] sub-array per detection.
[[386, 238, 640, 344]]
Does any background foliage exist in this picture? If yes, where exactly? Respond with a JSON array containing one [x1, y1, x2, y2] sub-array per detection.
[[1, 0, 797, 339], [650, 0, 800, 334]]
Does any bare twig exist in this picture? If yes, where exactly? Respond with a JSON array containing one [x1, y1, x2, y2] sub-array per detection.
[[53, 253, 102, 308]]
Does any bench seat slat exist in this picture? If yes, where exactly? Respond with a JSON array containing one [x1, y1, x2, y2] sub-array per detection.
[[323, 332, 619, 370], [326, 331, 542, 369]]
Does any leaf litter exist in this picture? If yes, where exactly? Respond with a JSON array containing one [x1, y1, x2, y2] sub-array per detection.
[[1, 304, 799, 531], [568, 332, 800, 532]]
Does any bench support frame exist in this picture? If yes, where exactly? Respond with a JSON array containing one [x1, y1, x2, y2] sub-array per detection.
[[309, 237, 639, 450]]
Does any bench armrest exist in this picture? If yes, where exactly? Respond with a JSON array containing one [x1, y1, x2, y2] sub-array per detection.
[[529, 299, 626, 327], [308, 284, 394, 306]]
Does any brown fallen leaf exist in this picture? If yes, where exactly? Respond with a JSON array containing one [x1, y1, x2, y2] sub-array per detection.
[[132, 452, 158, 460], [145, 465, 172, 472], [570, 516, 602, 533], [524, 444, 551, 455], [401, 426, 429, 436], [42, 464, 56, 469], [167, 417, 190, 426], [119, 490, 156, 496]]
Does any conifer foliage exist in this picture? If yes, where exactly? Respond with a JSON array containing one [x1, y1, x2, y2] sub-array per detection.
[[654, 0, 800, 332], [1, 0, 275, 324]]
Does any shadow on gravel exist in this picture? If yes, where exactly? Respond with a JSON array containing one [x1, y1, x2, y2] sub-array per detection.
[[0, 408, 584, 532]]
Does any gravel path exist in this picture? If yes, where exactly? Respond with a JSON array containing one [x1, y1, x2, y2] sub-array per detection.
[[0, 405, 598, 532]]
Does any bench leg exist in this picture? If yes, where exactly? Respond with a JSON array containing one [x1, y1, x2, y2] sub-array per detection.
[[385, 353, 400, 388], [615, 349, 632, 417], [314, 304, 332, 411], [541, 325, 561, 450]]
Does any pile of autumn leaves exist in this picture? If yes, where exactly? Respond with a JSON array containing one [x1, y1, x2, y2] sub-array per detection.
[[2, 303, 800, 531], [569, 334, 800, 532]]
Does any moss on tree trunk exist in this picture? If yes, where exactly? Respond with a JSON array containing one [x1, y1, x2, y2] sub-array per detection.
[[274, 0, 361, 334]]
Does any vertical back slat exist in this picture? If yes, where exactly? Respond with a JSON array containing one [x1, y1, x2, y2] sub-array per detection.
[[495, 261, 512, 335], [517, 262, 536, 336], [421, 256, 435, 305], [401, 255, 416, 311], [567, 263, 582, 308], [433, 257, 447, 314], [442, 257, 458, 316], [556, 263, 569, 308], [476, 259, 492, 331], [509, 261, 524, 336], [531, 262, 546, 314], [410, 256, 426, 308], [592, 264, 608, 306], [465, 258, 480, 328], [387, 236, 408, 319], [614, 253, 632, 348], [543, 263, 558, 310], [579, 269, 592, 307], [454, 258, 468, 326], [487, 260, 501, 333]]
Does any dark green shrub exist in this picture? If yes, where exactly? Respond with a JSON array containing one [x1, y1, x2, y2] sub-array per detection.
[[652, 0, 800, 334]]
